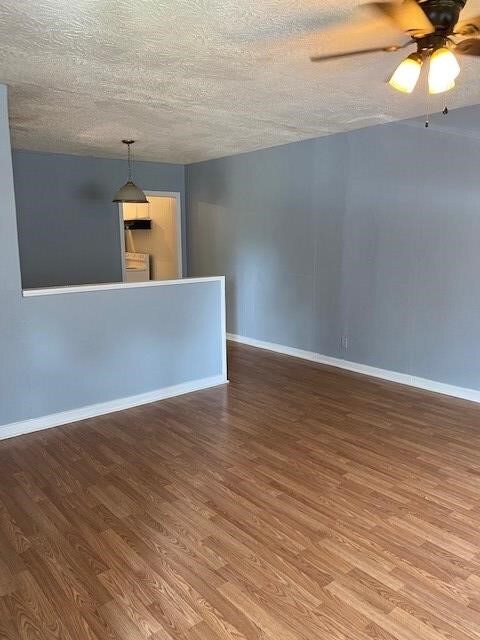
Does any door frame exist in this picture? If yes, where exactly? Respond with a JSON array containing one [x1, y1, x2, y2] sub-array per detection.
[[118, 205, 127, 282], [118, 190, 183, 281]]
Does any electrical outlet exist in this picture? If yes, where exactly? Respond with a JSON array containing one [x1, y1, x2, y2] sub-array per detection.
[[341, 335, 348, 350]]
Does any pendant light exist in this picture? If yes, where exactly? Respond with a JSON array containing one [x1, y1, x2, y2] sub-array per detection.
[[112, 139, 148, 204]]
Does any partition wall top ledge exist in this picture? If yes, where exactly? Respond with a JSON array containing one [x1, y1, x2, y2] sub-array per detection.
[[22, 276, 225, 297]]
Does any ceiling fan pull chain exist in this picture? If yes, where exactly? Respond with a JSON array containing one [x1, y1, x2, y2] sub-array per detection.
[[426, 101, 448, 128]]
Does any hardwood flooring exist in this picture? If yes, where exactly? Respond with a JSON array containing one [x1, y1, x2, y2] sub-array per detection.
[[1, 343, 480, 639]]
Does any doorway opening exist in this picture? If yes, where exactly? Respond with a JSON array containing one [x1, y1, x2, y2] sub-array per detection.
[[119, 191, 182, 283]]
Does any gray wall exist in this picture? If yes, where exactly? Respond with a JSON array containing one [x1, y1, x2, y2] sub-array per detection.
[[0, 85, 224, 430], [12, 150, 185, 289], [187, 119, 480, 390]]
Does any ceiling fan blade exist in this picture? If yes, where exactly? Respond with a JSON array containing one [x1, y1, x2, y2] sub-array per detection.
[[365, 0, 434, 35], [456, 15, 480, 36], [455, 37, 480, 55], [310, 44, 406, 62]]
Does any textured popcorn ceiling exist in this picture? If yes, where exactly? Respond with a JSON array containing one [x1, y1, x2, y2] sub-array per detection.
[[1, 0, 480, 163]]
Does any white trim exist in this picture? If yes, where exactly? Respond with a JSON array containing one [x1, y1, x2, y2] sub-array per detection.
[[0, 374, 228, 442], [23, 276, 223, 297], [227, 333, 480, 404], [118, 204, 127, 282], [144, 191, 183, 279], [220, 277, 227, 379]]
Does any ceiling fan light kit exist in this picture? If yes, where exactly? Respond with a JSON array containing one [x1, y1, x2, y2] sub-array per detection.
[[311, 0, 480, 98], [390, 44, 460, 94]]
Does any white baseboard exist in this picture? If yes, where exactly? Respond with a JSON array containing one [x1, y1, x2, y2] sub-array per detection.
[[227, 333, 480, 404], [0, 374, 228, 442]]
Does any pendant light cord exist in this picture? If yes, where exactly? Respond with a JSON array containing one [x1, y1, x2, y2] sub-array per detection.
[[127, 142, 133, 181]]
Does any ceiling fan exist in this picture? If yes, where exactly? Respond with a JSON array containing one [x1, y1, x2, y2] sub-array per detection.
[[310, 0, 480, 94]]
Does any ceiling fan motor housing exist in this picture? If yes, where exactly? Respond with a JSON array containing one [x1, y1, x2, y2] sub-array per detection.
[[419, 0, 466, 33]]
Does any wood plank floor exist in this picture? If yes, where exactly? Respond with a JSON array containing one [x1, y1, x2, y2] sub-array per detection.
[[2, 343, 480, 639]]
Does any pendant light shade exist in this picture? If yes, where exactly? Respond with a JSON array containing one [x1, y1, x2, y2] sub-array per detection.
[[112, 140, 148, 204], [113, 180, 148, 203]]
